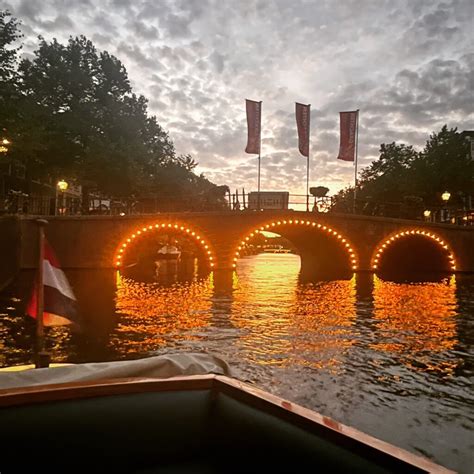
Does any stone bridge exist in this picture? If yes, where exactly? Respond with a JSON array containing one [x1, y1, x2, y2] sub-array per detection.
[[13, 211, 474, 279]]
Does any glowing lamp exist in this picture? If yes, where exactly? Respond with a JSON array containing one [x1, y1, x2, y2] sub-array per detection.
[[423, 210, 431, 218], [57, 180, 68, 192], [441, 191, 451, 202]]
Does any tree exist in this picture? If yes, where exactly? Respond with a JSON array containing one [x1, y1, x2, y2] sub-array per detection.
[[0, 10, 21, 82], [358, 142, 419, 202], [0, 17, 225, 207], [412, 126, 473, 206], [16, 35, 169, 196], [0, 10, 22, 139], [333, 126, 473, 213]]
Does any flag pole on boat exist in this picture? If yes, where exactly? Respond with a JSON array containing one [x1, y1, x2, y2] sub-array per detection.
[[35, 218, 50, 368]]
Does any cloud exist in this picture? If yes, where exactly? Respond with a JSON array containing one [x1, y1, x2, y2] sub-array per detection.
[[2, 0, 472, 195], [128, 19, 159, 40], [16, 0, 40, 20], [38, 14, 74, 31]]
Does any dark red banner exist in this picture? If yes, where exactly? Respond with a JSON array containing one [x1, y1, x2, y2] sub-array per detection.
[[295, 102, 310, 157], [337, 110, 358, 161], [245, 99, 261, 154]]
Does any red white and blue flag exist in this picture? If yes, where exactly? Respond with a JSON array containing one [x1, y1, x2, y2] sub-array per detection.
[[27, 240, 78, 327]]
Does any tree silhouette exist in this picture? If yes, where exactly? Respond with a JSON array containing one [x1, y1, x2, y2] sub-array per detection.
[[0, 10, 226, 210]]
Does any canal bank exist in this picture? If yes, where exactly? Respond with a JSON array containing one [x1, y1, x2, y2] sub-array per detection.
[[0, 216, 20, 291]]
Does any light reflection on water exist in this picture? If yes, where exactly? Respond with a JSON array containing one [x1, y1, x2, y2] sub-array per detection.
[[113, 272, 213, 351], [371, 275, 458, 374], [229, 258, 358, 369], [0, 253, 473, 472]]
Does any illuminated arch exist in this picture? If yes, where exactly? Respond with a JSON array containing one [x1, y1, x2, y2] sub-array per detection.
[[371, 229, 456, 272], [232, 218, 358, 270], [114, 222, 215, 269]]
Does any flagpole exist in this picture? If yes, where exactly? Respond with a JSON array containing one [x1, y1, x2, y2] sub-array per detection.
[[353, 110, 360, 214], [257, 151, 261, 210], [306, 104, 311, 212], [258, 101, 262, 211], [306, 154, 309, 212], [35, 218, 50, 368]]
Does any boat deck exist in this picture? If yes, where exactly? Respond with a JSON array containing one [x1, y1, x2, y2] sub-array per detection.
[[0, 375, 452, 473]]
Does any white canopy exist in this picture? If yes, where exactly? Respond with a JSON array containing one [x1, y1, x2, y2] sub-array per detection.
[[0, 352, 233, 390]]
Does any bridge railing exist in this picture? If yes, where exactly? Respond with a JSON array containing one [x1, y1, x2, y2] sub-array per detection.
[[0, 192, 473, 225], [227, 192, 473, 225]]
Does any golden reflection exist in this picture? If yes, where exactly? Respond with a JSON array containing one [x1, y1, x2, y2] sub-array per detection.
[[372, 275, 458, 374], [231, 254, 356, 371], [231, 254, 297, 365], [112, 272, 213, 354], [289, 276, 356, 370]]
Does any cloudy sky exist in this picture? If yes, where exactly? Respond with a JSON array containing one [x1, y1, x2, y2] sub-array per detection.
[[2, 0, 473, 196]]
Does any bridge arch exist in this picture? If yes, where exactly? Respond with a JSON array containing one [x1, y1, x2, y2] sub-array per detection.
[[232, 218, 358, 274], [114, 221, 216, 269], [371, 228, 457, 274]]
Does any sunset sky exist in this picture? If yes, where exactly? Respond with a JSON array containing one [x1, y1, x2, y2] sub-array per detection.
[[1, 0, 473, 195]]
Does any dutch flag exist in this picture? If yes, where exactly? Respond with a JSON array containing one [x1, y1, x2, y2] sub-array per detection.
[[27, 240, 79, 327]]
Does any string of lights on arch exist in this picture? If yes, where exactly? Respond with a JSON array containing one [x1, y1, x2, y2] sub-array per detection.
[[371, 229, 457, 271], [232, 219, 358, 270], [114, 222, 215, 269]]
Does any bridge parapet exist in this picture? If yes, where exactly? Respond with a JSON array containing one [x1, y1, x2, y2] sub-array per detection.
[[14, 211, 474, 273]]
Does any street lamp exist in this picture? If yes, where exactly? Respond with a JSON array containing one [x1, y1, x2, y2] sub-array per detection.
[[57, 180, 68, 192], [56, 180, 69, 215], [423, 209, 431, 222], [0, 137, 10, 154], [441, 191, 451, 223]]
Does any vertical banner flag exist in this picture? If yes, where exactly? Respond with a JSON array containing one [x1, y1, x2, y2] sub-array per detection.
[[245, 99, 262, 154], [27, 239, 79, 327], [337, 110, 358, 161], [295, 102, 310, 157]]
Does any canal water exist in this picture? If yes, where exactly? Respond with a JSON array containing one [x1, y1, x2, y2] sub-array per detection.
[[0, 253, 473, 472]]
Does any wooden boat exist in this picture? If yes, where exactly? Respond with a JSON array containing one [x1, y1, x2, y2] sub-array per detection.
[[156, 244, 181, 261], [0, 374, 452, 473], [263, 247, 291, 253]]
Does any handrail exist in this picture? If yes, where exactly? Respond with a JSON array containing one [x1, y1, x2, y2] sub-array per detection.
[[0, 191, 472, 225]]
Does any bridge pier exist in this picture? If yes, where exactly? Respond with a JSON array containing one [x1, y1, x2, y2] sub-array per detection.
[[212, 268, 235, 292]]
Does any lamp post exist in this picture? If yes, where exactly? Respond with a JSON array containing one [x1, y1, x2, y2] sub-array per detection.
[[0, 137, 10, 154], [423, 209, 431, 222], [441, 191, 451, 223], [56, 180, 68, 215]]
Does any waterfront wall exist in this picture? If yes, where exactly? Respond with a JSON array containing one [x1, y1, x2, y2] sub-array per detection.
[[0, 216, 21, 290]]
